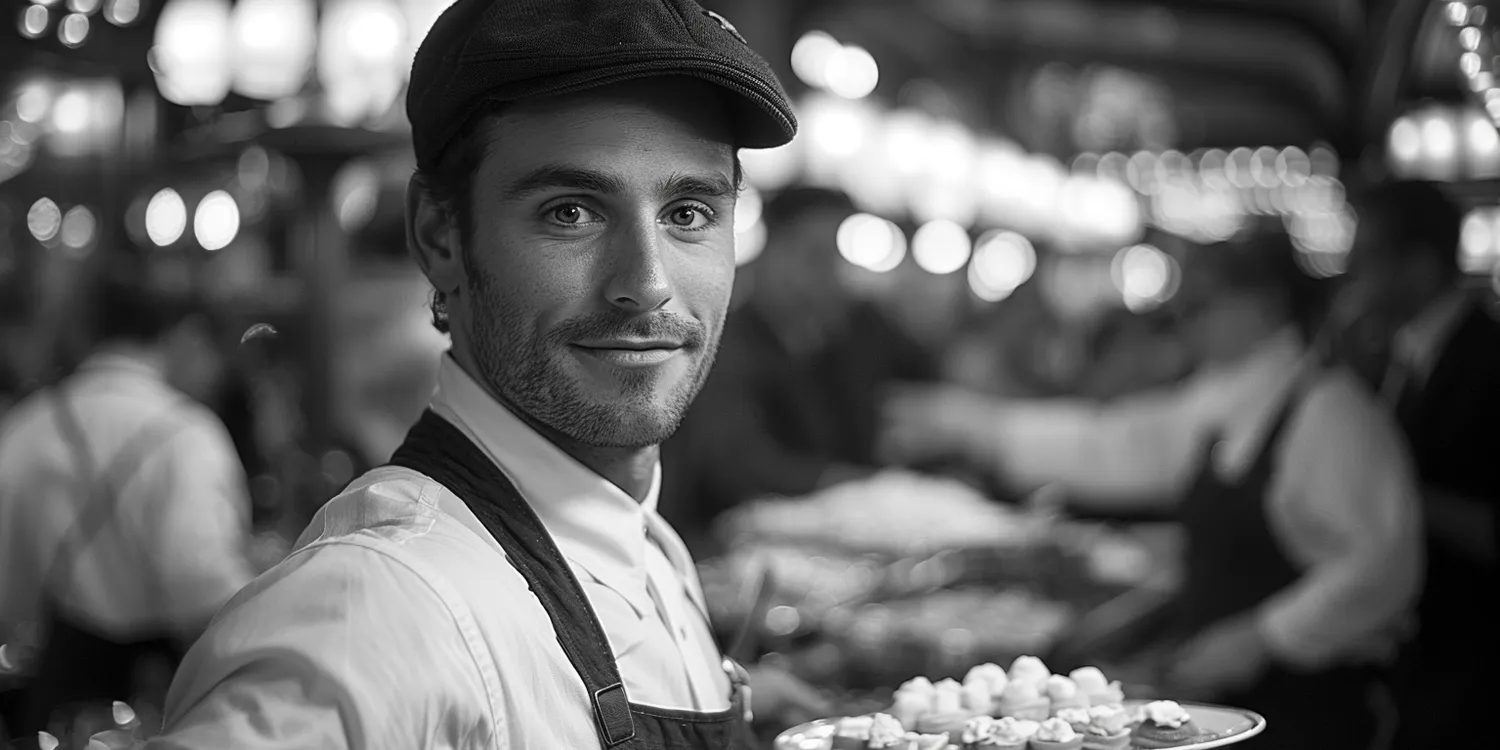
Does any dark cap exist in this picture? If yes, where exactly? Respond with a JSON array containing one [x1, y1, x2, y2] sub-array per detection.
[[407, 0, 799, 172]]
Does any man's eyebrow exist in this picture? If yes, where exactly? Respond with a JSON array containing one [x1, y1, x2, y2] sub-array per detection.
[[659, 172, 738, 201], [502, 166, 629, 201]]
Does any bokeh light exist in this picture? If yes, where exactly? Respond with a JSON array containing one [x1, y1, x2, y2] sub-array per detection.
[[104, 0, 141, 26], [734, 219, 767, 267], [194, 190, 241, 251], [58, 12, 89, 47], [331, 160, 379, 232], [1111, 243, 1179, 311], [21, 5, 51, 38], [825, 45, 879, 100], [231, 0, 318, 100], [1459, 208, 1500, 275], [152, 0, 234, 106], [27, 198, 62, 243], [50, 89, 90, 135], [911, 219, 972, 275], [145, 188, 188, 247], [59, 205, 97, 253], [733, 186, 766, 266], [1448, 1, 1472, 26], [836, 213, 906, 273], [968, 231, 1037, 302]]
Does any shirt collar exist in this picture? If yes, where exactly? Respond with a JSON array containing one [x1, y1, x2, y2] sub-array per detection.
[[1394, 288, 1470, 383], [76, 349, 166, 382], [427, 355, 659, 616], [1202, 325, 1307, 381]]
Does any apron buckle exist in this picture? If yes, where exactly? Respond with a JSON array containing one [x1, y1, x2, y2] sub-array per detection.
[[591, 682, 635, 746]]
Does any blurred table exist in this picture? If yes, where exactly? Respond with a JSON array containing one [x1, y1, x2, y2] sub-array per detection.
[[699, 472, 1188, 743]]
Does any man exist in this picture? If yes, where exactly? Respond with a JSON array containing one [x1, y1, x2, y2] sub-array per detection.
[[661, 186, 935, 557], [882, 231, 1421, 750], [146, 1, 798, 748], [1337, 180, 1500, 747], [0, 270, 252, 741]]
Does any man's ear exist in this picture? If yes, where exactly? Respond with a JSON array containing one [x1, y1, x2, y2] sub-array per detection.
[[406, 175, 464, 297]]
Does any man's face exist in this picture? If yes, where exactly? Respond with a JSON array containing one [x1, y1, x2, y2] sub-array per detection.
[[1169, 266, 1279, 365], [163, 316, 225, 403], [1178, 292, 1268, 364], [1339, 215, 1424, 331], [441, 79, 738, 449]]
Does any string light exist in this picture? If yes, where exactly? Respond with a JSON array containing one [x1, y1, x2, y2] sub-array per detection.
[[20, 5, 51, 38], [27, 198, 61, 242], [193, 190, 240, 250], [911, 219, 971, 275], [145, 187, 187, 246], [968, 231, 1036, 302]]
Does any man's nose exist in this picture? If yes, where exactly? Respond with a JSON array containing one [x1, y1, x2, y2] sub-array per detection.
[[602, 220, 673, 312]]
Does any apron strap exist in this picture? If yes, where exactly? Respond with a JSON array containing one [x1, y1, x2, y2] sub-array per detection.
[[43, 388, 195, 606], [388, 410, 636, 747], [1242, 368, 1320, 480]]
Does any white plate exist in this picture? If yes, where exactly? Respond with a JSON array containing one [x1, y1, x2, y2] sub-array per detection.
[[774, 700, 1267, 749]]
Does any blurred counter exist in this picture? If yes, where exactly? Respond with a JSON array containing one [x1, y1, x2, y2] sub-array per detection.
[[698, 471, 1185, 725]]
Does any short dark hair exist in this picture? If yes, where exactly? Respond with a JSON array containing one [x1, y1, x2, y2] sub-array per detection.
[[89, 268, 207, 345], [412, 105, 506, 334], [412, 106, 746, 333], [1349, 180, 1463, 278]]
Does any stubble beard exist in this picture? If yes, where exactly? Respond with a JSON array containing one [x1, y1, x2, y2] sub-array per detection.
[[463, 263, 722, 449]]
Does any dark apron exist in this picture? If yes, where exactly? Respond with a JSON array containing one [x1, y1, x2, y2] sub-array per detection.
[[388, 409, 756, 750], [7, 390, 191, 742], [1168, 375, 1385, 750]]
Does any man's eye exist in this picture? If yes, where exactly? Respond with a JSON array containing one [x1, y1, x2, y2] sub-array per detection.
[[549, 204, 599, 225], [666, 205, 713, 230]]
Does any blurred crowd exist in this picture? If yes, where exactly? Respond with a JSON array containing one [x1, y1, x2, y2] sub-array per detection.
[[1, 175, 1497, 749]]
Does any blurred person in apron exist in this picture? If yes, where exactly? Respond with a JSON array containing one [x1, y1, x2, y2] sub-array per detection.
[[0, 270, 254, 745], [1334, 180, 1500, 749], [882, 229, 1421, 750], [144, 2, 804, 748]]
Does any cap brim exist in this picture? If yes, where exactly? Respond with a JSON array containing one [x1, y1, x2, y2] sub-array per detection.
[[478, 55, 797, 150]]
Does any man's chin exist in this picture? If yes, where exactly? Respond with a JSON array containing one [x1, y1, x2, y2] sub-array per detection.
[[558, 406, 682, 449]]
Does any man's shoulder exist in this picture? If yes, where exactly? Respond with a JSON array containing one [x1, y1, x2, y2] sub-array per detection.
[[0, 388, 54, 457], [1295, 368, 1405, 448], [289, 467, 520, 577], [166, 528, 507, 748]]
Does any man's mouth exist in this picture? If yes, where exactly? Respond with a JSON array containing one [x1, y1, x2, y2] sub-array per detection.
[[570, 339, 684, 367]]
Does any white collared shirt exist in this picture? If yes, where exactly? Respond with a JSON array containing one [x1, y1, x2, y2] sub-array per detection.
[[978, 328, 1424, 669], [0, 352, 253, 643], [149, 356, 728, 750]]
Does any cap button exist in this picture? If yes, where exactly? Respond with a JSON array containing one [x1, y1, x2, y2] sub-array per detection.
[[702, 10, 746, 45]]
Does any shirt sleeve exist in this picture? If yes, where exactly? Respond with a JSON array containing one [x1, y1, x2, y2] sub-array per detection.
[[1258, 372, 1424, 669], [983, 371, 1224, 505], [132, 414, 256, 633], [144, 541, 493, 750]]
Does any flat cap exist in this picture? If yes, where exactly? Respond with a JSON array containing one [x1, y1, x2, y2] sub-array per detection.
[[407, 0, 799, 172]]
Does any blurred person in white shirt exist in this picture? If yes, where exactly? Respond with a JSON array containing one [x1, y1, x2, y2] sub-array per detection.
[[0, 267, 254, 743], [882, 228, 1421, 750]]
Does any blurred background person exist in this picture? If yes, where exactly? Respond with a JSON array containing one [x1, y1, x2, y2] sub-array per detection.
[[0, 266, 255, 743], [659, 185, 938, 558], [1335, 180, 1500, 748], [881, 229, 1421, 750]]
